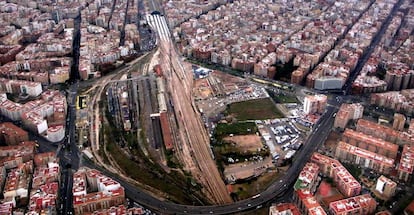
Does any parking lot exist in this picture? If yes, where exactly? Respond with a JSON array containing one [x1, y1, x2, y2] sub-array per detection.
[[257, 118, 305, 163]]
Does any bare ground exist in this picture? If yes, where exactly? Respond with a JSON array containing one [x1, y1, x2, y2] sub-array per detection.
[[222, 134, 262, 152]]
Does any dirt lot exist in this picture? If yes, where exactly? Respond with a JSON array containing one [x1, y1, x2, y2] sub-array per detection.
[[231, 169, 280, 200], [193, 70, 249, 100], [211, 70, 248, 91], [323, 130, 341, 154], [193, 78, 212, 100], [222, 135, 262, 152]]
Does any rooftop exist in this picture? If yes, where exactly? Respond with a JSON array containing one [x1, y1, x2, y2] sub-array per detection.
[[330, 194, 376, 213], [398, 144, 414, 173], [343, 129, 399, 153], [337, 141, 395, 167]]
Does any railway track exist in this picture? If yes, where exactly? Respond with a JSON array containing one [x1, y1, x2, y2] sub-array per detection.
[[159, 41, 233, 204]]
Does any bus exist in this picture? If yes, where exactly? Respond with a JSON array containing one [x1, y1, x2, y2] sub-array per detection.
[[252, 194, 261, 199]]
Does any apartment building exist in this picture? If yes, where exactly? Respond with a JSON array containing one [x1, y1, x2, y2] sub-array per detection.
[[294, 162, 320, 194], [72, 168, 125, 215], [371, 90, 414, 117], [342, 128, 399, 160], [269, 203, 301, 215], [398, 144, 414, 182], [294, 189, 327, 215], [0, 122, 29, 145], [393, 113, 406, 131], [303, 94, 327, 115], [311, 153, 361, 197], [0, 141, 36, 169], [335, 141, 395, 175], [356, 119, 413, 145], [329, 194, 377, 215], [334, 103, 364, 129], [373, 175, 397, 200]]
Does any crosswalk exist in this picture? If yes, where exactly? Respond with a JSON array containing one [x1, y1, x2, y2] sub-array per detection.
[[146, 14, 171, 42]]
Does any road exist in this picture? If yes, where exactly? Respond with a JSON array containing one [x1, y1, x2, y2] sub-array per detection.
[[56, 54, 151, 215], [53, 0, 398, 213], [37, 82, 336, 214], [100, 6, 344, 212], [69, 8, 342, 211], [77, 97, 338, 214], [343, 0, 404, 94], [61, 7, 341, 215]]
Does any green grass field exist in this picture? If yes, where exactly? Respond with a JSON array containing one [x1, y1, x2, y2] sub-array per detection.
[[215, 122, 257, 139], [227, 98, 284, 120]]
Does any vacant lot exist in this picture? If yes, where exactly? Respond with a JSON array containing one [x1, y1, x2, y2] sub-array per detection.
[[223, 135, 262, 152], [227, 98, 284, 120], [231, 169, 280, 200], [267, 89, 299, 103], [324, 131, 341, 153], [215, 122, 257, 140]]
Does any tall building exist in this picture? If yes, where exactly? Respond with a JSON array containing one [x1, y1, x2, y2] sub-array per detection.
[[269, 203, 301, 215], [0, 122, 29, 145], [334, 103, 364, 129], [329, 194, 377, 215], [294, 162, 320, 194], [342, 129, 398, 160], [398, 144, 414, 182], [393, 113, 406, 131], [373, 175, 396, 200], [335, 141, 395, 175], [356, 119, 412, 145], [303, 94, 327, 114], [291, 70, 304, 85], [311, 153, 361, 197], [72, 168, 125, 215]]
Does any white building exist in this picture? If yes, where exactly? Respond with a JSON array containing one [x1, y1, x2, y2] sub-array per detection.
[[21, 82, 42, 97], [303, 94, 327, 114], [46, 125, 65, 142], [375, 175, 396, 199], [0, 100, 22, 121], [98, 176, 121, 193], [22, 112, 48, 134], [314, 77, 344, 90]]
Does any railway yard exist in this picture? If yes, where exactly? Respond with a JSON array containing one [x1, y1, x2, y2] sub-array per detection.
[[76, 28, 234, 204], [1, 0, 412, 214], [76, 39, 313, 204], [73, 2, 316, 207]]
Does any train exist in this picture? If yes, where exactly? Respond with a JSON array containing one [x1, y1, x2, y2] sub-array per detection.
[[251, 77, 294, 92]]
